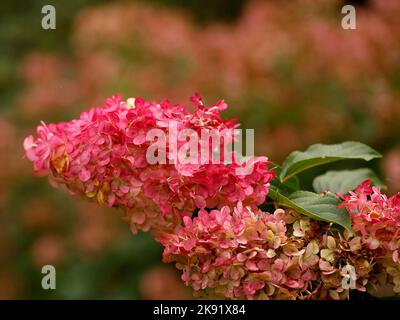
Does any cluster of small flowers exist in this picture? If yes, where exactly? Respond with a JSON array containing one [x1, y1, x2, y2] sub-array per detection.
[[160, 199, 399, 300], [160, 204, 302, 299], [24, 95, 274, 234], [339, 180, 400, 293]]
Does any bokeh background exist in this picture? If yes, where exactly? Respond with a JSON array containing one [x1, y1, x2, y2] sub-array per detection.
[[0, 0, 399, 299]]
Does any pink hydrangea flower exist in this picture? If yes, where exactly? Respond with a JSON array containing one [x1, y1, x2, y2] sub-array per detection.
[[160, 204, 322, 299], [24, 94, 275, 234], [339, 180, 400, 293], [161, 202, 400, 300]]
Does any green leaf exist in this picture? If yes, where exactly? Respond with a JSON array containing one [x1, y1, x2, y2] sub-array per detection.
[[313, 168, 386, 194], [279, 141, 381, 182], [270, 165, 300, 194], [268, 187, 351, 230]]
